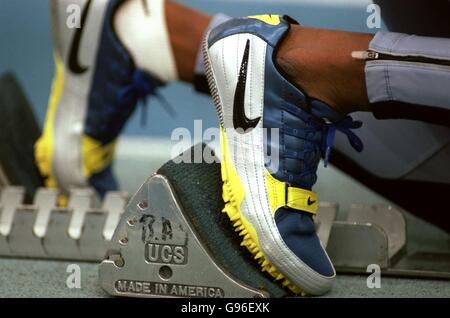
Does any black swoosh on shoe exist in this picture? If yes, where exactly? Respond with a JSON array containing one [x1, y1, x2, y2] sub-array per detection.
[[233, 39, 261, 133]]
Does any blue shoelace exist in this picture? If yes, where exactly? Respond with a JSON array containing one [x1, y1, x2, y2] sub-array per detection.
[[282, 106, 363, 187], [117, 70, 175, 126], [118, 70, 362, 178], [323, 116, 363, 167]]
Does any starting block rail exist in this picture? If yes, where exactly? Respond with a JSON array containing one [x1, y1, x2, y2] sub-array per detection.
[[0, 186, 128, 261]]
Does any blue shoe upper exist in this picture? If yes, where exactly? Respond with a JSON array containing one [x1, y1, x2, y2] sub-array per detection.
[[209, 16, 363, 277], [87, 0, 164, 144], [85, 0, 164, 195], [89, 165, 118, 197]]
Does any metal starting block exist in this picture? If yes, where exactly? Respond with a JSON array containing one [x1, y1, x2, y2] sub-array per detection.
[[99, 174, 269, 298], [0, 186, 128, 261], [319, 204, 450, 279]]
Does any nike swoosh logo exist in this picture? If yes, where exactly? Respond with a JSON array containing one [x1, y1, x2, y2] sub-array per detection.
[[233, 39, 261, 133], [307, 197, 317, 206], [68, 0, 92, 74]]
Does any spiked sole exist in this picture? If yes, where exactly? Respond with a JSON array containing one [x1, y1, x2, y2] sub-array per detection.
[[203, 32, 305, 296]]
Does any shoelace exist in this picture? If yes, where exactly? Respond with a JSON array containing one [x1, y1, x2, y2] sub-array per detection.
[[117, 70, 175, 126], [323, 116, 363, 167], [282, 113, 363, 187]]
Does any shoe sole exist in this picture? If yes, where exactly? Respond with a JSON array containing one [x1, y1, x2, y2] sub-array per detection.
[[202, 32, 304, 296]]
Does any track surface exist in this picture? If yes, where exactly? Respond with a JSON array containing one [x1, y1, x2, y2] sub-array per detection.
[[1, 258, 449, 298]]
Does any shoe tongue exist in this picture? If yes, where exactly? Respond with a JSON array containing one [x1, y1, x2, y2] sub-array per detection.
[[310, 99, 346, 123]]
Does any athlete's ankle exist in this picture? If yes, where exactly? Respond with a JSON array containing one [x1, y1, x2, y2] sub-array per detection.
[[276, 25, 373, 114], [165, 1, 211, 83]]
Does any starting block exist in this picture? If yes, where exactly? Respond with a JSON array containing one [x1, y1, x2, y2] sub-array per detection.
[[99, 174, 270, 298], [1, 144, 449, 298], [324, 204, 450, 279], [0, 187, 128, 261]]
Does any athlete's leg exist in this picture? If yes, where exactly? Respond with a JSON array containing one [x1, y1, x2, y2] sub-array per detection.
[[276, 26, 450, 117], [330, 0, 450, 187], [275, 26, 450, 232], [335, 2, 450, 232]]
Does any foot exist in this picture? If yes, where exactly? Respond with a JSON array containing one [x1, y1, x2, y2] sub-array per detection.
[[204, 15, 363, 295], [36, 0, 175, 197]]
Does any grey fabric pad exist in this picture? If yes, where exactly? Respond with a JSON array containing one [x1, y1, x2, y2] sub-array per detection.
[[158, 143, 288, 298]]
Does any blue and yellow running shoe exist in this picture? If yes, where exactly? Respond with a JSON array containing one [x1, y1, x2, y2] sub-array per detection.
[[203, 15, 363, 295], [36, 0, 176, 197]]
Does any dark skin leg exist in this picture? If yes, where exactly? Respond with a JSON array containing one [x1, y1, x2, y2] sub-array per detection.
[[165, 0, 211, 83], [276, 25, 374, 114]]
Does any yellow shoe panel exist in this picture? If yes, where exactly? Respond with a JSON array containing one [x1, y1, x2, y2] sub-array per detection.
[[248, 14, 281, 26], [220, 128, 305, 296], [34, 53, 64, 189], [81, 135, 117, 179], [265, 171, 318, 215]]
